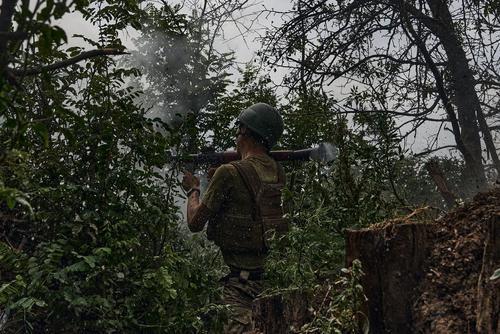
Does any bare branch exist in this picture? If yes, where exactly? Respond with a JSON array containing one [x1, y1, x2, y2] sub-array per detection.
[[321, 52, 446, 83], [400, 1, 472, 162], [414, 145, 458, 157], [339, 105, 435, 117], [0, 31, 28, 40], [392, 0, 443, 35], [8, 48, 129, 76], [476, 79, 500, 88]]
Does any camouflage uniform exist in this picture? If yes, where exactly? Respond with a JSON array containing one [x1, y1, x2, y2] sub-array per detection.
[[202, 155, 282, 333], [221, 277, 263, 333]]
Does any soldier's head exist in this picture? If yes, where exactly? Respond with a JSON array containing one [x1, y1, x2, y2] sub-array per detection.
[[235, 103, 283, 153]]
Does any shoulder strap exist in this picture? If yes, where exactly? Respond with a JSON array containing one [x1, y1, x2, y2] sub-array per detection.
[[276, 161, 285, 185], [230, 160, 262, 203]]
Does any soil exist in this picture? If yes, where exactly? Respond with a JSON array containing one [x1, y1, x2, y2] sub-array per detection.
[[413, 187, 500, 333]]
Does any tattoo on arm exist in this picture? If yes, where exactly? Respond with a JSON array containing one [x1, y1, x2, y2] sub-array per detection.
[[187, 193, 213, 232]]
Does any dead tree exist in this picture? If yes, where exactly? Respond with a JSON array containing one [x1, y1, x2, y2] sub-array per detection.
[[346, 221, 432, 333]]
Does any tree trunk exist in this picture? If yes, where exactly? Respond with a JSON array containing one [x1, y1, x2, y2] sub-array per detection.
[[476, 213, 500, 333], [252, 290, 312, 334], [425, 159, 458, 208], [346, 222, 432, 334], [0, 0, 18, 75], [426, 0, 488, 193]]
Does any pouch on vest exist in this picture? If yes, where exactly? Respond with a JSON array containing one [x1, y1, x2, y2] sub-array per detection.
[[215, 159, 288, 253]]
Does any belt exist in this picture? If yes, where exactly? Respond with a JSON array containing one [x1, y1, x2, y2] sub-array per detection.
[[226, 268, 264, 282]]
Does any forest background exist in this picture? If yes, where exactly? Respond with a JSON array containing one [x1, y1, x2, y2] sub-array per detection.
[[0, 0, 498, 332]]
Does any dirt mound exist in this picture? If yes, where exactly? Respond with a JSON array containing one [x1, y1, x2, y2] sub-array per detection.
[[413, 187, 500, 333]]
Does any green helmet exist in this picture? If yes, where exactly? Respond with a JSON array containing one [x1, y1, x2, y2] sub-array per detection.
[[237, 103, 284, 148]]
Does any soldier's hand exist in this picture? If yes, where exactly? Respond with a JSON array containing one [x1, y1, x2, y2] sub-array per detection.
[[207, 166, 218, 181], [182, 171, 200, 191]]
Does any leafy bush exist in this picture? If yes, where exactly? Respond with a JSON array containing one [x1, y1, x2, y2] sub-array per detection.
[[299, 259, 368, 334], [0, 2, 228, 332], [266, 110, 402, 288], [0, 51, 227, 332]]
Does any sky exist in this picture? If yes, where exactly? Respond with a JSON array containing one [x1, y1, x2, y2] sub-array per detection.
[[57, 1, 292, 79]]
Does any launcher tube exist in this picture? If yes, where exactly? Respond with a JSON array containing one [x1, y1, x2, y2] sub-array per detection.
[[185, 148, 314, 165]]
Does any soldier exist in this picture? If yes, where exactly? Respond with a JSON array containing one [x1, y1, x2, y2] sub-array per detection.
[[182, 102, 288, 333]]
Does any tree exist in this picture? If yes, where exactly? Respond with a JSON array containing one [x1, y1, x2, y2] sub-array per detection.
[[204, 64, 279, 150], [0, 1, 226, 332], [262, 0, 500, 195], [129, 0, 255, 154]]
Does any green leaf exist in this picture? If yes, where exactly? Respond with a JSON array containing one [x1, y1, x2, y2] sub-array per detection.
[[80, 255, 96, 268], [16, 197, 33, 215], [32, 122, 49, 146], [10, 297, 45, 311], [65, 261, 88, 272], [94, 247, 111, 256], [5, 118, 17, 128], [6, 196, 15, 209], [490, 268, 500, 281], [35, 300, 47, 307]]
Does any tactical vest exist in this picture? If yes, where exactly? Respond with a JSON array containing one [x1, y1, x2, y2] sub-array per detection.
[[207, 159, 288, 254]]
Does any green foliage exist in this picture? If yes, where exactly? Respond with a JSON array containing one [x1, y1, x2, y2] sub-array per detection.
[[205, 64, 279, 150], [299, 259, 368, 334], [1, 68, 223, 330], [1, 1, 226, 333], [490, 268, 500, 281], [281, 89, 337, 149], [0, 0, 474, 332], [393, 156, 466, 209], [266, 110, 403, 288]]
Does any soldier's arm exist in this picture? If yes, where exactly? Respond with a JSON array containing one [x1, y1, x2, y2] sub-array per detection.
[[186, 193, 214, 232], [185, 165, 230, 232]]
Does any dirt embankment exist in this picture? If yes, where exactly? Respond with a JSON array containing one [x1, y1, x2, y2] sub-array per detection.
[[413, 188, 500, 333]]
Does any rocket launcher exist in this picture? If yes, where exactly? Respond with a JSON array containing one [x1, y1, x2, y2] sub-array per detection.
[[177, 142, 338, 168]]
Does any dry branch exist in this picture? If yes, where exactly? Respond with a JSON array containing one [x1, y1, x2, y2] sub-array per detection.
[[8, 48, 128, 76], [425, 159, 458, 208], [0, 31, 28, 40]]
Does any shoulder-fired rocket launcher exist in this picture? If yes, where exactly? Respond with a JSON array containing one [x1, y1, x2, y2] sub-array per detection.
[[179, 142, 338, 167]]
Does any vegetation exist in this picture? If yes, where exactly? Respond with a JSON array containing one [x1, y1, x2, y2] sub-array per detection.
[[0, 0, 497, 333]]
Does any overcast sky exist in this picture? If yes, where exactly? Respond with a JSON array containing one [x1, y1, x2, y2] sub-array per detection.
[[57, 1, 291, 72]]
